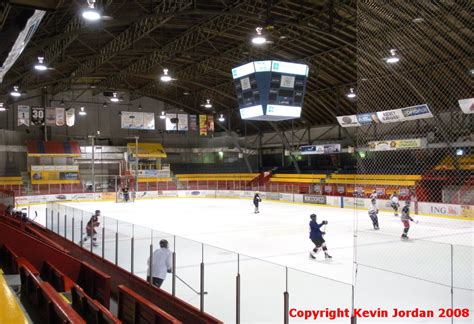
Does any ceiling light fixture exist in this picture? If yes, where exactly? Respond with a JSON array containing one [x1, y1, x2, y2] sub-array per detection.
[[79, 107, 87, 116], [102, 102, 107, 108], [385, 49, 400, 64], [34, 56, 47, 71], [204, 99, 212, 109], [110, 92, 119, 102], [160, 111, 166, 119], [0, 103, 6, 112], [82, 0, 101, 21], [138, 104, 143, 110], [218, 114, 225, 122], [10, 86, 21, 97], [60, 99, 65, 106], [346, 88, 356, 99], [251, 27, 266, 45], [160, 68, 172, 82]]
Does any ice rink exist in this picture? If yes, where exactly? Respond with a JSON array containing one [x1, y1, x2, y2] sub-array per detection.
[[32, 198, 473, 323]]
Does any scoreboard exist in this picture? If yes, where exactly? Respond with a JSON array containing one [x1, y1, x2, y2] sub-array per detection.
[[232, 60, 309, 121]]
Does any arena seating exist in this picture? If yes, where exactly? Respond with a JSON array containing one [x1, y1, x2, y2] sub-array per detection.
[[0, 267, 30, 323], [325, 174, 421, 186], [176, 173, 258, 181], [71, 284, 121, 324], [435, 155, 473, 170], [269, 173, 326, 183]]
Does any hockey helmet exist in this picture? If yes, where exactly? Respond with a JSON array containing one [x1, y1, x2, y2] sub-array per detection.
[[310, 214, 316, 219], [95, 210, 101, 216], [405, 200, 411, 206], [159, 239, 169, 248]]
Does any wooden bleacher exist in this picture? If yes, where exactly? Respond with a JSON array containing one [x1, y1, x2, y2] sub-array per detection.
[[71, 284, 121, 324], [0, 267, 29, 323], [269, 174, 326, 183], [435, 155, 473, 170], [325, 174, 422, 186], [0, 176, 22, 186], [176, 173, 259, 181]]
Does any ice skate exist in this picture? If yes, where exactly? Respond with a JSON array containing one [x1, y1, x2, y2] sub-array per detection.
[[401, 234, 408, 240], [324, 252, 332, 259], [309, 252, 316, 260]]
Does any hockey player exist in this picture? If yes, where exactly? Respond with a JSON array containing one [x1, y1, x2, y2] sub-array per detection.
[[253, 192, 261, 214], [401, 201, 418, 239], [309, 214, 332, 259], [368, 198, 379, 230], [147, 239, 172, 288], [123, 187, 130, 202], [369, 189, 378, 200], [83, 210, 100, 246], [390, 192, 400, 216]]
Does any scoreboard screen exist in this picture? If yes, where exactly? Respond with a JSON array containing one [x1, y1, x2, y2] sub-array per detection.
[[232, 61, 309, 121]]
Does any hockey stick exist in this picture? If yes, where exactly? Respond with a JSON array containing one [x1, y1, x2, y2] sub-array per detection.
[[175, 274, 208, 295]]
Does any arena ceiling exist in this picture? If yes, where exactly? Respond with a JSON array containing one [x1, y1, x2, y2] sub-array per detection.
[[0, 0, 355, 134]]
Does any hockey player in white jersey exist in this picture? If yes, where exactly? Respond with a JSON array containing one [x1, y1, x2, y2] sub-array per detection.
[[390, 192, 400, 216], [369, 189, 378, 200], [368, 198, 379, 230]]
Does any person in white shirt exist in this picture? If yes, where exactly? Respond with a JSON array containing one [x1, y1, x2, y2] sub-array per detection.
[[369, 189, 378, 200], [368, 198, 379, 230], [147, 239, 172, 288], [390, 192, 400, 216]]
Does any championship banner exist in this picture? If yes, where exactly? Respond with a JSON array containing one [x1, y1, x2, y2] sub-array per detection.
[[337, 115, 360, 127], [17, 105, 30, 126], [458, 98, 473, 114], [55, 107, 65, 126], [66, 108, 75, 126], [121, 111, 155, 130], [300, 144, 341, 155], [207, 115, 214, 132], [143, 112, 155, 130], [165, 113, 177, 131], [189, 115, 197, 131], [368, 138, 426, 151], [376, 109, 406, 123], [400, 104, 433, 120], [45, 108, 57, 126], [31, 107, 45, 125], [199, 115, 207, 136], [177, 113, 188, 131]]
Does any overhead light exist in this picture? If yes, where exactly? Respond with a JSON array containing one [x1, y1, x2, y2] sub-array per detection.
[[82, 0, 101, 21], [34, 56, 47, 71], [10, 86, 21, 97], [97, 130, 101, 135], [183, 91, 190, 96], [110, 92, 119, 102], [385, 49, 400, 64], [0, 103, 6, 112], [160, 68, 172, 82], [160, 111, 166, 119], [218, 114, 225, 122], [102, 102, 107, 108], [412, 17, 424, 23], [138, 104, 143, 110], [456, 148, 464, 156], [251, 27, 266, 45], [346, 88, 356, 99], [60, 99, 65, 106], [79, 107, 87, 116], [204, 99, 212, 109]]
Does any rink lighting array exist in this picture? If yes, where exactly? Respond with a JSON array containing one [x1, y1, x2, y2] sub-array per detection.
[[10, 86, 21, 97], [34, 56, 47, 71], [82, 0, 101, 21], [346, 88, 356, 98], [160, 69, 172, 82], [251, 27, 266, 45], [110, 92, 120, 102], [204, 99, 212, 109], [79, 107, 87, 116], [160, 111, 166, 119], [385, 49, 400, 64], [218, 114, 225, 122]]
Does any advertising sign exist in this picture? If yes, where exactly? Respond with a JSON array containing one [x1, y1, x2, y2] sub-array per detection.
[[303, 195, 327, 204]]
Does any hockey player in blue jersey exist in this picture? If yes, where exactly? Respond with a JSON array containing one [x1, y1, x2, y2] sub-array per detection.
[[309, 214, 332, 259], [401, 201, 418, 239]]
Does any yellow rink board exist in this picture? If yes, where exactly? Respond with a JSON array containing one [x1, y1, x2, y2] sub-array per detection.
[[0, 273, 29, 323]]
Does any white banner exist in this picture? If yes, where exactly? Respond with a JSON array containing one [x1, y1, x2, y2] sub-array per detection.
[[165, 113, 177, 131], [121, 111, 155, 130], [178, 114, 189, 131], [17, 105, 30, 126], [55, 107, 65, 126], [66, 108, 75, 126], [337, 115, 360, 127], [300, 144, 341, 155], [458, 98, 473, 114], [376, 109, 406, 123], [368, 138, 426, 151], [45, 108, 56, 126]]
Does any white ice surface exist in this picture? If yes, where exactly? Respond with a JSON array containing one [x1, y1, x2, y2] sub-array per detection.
[[30, 198, 473, 323]]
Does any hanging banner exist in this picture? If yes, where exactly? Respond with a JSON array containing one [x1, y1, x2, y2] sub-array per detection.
[[300, 144, 341, 155], [337, 115, 360, 127], [31, 107, 45, 125], [121, 111, 155, 130], [207, 115, 214, 132], [66, 108, 75, 127], [177, 113, 189, 131], [165, 113, 177, 131], [368, 138, 426, 151], [55, 107, 65, 126], [376, 109, 406, 123], [45, 108, 56, 126], [356, 113, 373, 125], [189, 115, 197, 131], [400, 104, 433, 120], [199, 115, 207, 136], [458, 98, 473, 114], [17, 105, 30, 126]]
